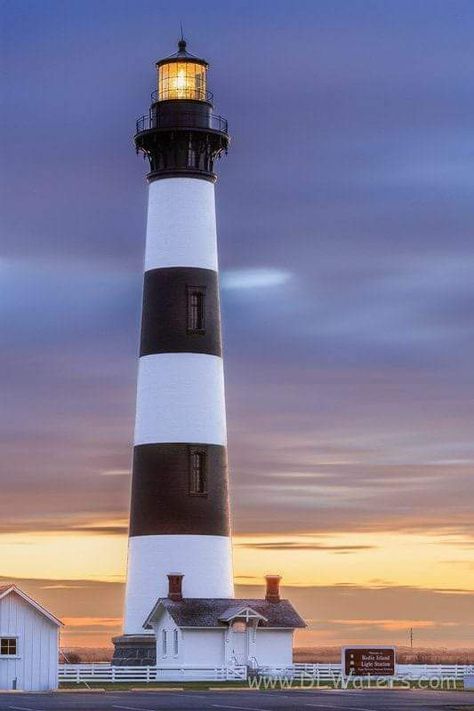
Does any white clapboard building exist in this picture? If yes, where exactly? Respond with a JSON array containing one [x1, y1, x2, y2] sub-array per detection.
[[142, 574, 305, 668], [0, 585, 61, 691]]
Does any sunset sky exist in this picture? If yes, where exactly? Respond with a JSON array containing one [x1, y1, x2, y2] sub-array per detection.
[[1, 0, 474, 649]]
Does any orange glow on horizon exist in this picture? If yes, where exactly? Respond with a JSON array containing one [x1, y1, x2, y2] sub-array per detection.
[[2, 526, 473, 648]]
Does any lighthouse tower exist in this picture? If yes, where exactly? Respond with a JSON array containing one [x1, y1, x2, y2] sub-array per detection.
[[113, 40, 233, 663]]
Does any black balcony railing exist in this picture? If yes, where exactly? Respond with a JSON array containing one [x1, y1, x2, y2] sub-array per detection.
[[151, 88, 214, 103], [136, 110, 228, 135]]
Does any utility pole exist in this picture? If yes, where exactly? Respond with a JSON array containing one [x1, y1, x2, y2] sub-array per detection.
[[409, 627, 414, 650]]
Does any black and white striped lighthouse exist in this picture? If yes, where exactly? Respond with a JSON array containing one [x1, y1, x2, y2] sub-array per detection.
[[113, 40, 233, 663]]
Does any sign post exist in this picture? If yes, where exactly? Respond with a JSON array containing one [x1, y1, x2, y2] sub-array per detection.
[[342, 646, 396, 679]]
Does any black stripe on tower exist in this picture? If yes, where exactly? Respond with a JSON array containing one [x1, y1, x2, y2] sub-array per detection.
[[129, 444, 230, 537], [140, 267, 222, 357]]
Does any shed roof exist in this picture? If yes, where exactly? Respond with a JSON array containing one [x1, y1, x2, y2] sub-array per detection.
[[0, 584, 62, 626], [144, 597, 306, 630]]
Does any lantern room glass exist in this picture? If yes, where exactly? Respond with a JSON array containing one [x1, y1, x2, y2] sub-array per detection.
[[158, 62, 207, 101]]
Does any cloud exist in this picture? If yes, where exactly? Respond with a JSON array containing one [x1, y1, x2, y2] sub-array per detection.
[[71, 524, 128, 536], [237, 541, 376, 553], [62, 616, 122, 629], [0, 517, 128, 536], [329, 619, 439, 631], [221, 268, 292, 291], [100, 470, 130, 477]]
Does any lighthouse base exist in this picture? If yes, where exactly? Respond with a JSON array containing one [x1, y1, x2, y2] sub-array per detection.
[[111, 635, 156, 666]]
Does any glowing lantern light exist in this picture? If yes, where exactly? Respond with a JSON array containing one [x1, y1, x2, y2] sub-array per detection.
[[156, 40, 208, 102]]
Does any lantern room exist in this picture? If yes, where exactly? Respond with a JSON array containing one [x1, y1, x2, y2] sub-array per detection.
[[156, 40, 208, 102]]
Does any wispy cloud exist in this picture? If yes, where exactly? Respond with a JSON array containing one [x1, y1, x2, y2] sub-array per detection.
[[221, 268, 292, 291], [237, 541, 376, 553], [100, 470, 130, 477], [62, 616, 122, 629]]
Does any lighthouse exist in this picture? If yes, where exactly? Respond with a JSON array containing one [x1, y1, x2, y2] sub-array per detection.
[[112, 39, 233, 663], [112, 39, 304, 668]]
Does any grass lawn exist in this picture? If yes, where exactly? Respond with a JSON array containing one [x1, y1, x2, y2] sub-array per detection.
[[59, 681, 248, 691], [59, 679, 471, 692]]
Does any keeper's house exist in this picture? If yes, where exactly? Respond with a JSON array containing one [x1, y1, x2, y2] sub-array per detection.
[[0, 585, 61, 691], [142, 575, 305, 668]]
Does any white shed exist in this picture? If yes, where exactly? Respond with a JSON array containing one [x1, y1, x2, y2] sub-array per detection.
[[0, 584, 61, 691]]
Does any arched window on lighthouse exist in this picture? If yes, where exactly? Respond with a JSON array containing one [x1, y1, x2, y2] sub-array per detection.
[[190, 449, 207, 495]]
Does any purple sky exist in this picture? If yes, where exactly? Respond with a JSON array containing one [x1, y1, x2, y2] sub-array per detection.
[[1, 0, 474, 646]]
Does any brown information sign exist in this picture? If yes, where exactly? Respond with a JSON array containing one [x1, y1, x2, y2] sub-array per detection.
[[342, 646, 396, 677]]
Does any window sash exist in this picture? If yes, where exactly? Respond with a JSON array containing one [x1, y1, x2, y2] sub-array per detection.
[[190, 449, 207, 495], [187, 287, 205, 332], [0, 638, 17, 656]]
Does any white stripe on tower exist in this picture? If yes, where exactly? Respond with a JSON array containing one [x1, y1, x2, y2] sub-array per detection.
[[144, 179, 219, 271], [134, 353, 227, 446], [123, 178, 234, 636]]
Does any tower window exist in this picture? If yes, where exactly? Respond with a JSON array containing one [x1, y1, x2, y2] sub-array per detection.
[[187, 287, 205, 332], [173, 629, 179, 656], [162, 629, 167, 657], [189, 449, 207, 495]]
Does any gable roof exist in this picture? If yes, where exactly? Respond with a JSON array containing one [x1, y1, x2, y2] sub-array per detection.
[[0, 585, 62, 626], [219, 605, 267, 622], [144, 597, 306, 630]]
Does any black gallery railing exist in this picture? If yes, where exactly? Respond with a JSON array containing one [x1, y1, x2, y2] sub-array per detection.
[[136, 111, 228, 135]]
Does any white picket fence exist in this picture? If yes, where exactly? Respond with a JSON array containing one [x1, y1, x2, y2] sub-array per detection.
[[259, 663, 474, 681], [58, 662, 474, 685], [59, 663, 247, 684], [399, 664, 473, 680]]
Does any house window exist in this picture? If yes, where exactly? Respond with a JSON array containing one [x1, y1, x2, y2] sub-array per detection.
[[162, 629, 167, 657], [187, 287, 205, 332], [189, 449, 207, 495], [0, 638, 17, 656], [173, 629, 179, 656]]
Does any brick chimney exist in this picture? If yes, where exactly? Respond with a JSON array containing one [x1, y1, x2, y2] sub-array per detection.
[[265, 574, 281, 603], [167, 573, 184, 601]]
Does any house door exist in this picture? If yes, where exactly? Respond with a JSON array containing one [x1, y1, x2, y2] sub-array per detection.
[[231, 622, 248, 665]]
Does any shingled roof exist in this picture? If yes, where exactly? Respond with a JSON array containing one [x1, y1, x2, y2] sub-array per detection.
[[144, 597, 306, 630]]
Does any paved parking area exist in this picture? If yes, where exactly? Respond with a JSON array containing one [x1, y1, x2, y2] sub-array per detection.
[[0, 689, 473, 711]]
